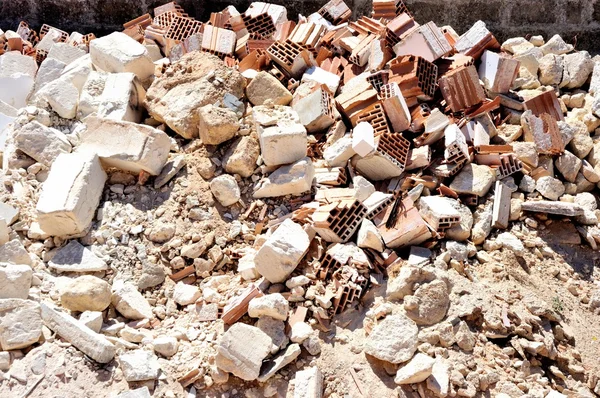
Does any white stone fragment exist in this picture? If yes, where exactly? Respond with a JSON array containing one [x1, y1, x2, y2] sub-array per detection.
[[324, 136, 355, 167], [0, 299, 42, 350], [173, 282, 202, 306], [215, 323, 272, 381], [78, 117, 171, 176], [40, 302, 115, 363], [254, 219, 310, 283], [254, 157, 315, 198], [0, 262, 32, 299], [111, 281, 153, 320], [49, 240, 108, 272], [302, 66, 340, 94], [210, 175, 241, 207], [119, 350, 160, 381], [79, 311, 103, 333], [36, 152, 107, 236], [153, 336, 179, 357], [352, 122, 375, 157], [294, 366, 323, 398], [14, 121, 72, 166], [258, 122, 308, 167], [248, 293, 289, 320], [394, 353, 436, 385], [90, 32, 155, 81], [356, 219, 385, 252]]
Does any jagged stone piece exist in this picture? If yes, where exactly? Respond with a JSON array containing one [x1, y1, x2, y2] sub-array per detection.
[[41, 302, 115, 363], [36, 152, 107, 236]]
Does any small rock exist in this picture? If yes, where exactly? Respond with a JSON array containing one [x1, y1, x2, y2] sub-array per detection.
[[60, 275, 111, 312], [536, 176, 565, 200], [248, 293, 289, 321], [454, 321, 476, 351], [215, 323, 272, 381], [153, 336, 179, 357], [290, 322, 313, 344], [497, 232, 525, 256], [364, 314, 418, 364], [0, 263, 32, 299], [147, 222, 176, 243], [112, 281, 153, 320], [119, 350, 160, 381], [394, 353, 436, 385], [449, 164, 495, 197], [210, 175, 241, 207], [0, 299, 42, 350], [173, 282, 202, 306]]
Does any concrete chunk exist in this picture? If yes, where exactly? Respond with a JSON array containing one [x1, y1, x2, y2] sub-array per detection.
[[79, 72, 146, 123], [259, 121, 307, 167], [49, 240, 108, 272], [364, 314, 418, 363], [0, 239, 32, 265], [36, 152, 106, 236], [41, 302, 115, 363], [112, 281, 153, 320], [216, 323, 272, 381], [294, 366, 323, 398], [198, 104, 240, 146], [90, 32, 154, 81], [119, 350, 160, 381], [0, 299, 42, 350], [258, 343, 301, 382], [520, 200, 584, 216], [0, 263, 32, 299], [246, 71, 292, 106], [0, 53, 37, 108], [449, 164, 495, 196], [14, 121, 72, 166], [248, 293, 289, 320], [324, 136, 355, 167], [79, 117, 170, 175], [394, 353, 436, 384], [254, 219, 310, 283], [254, 157, 315, 198]]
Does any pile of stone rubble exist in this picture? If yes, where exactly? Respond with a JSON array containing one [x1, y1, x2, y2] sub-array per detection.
[[1, 1, 600, 397]]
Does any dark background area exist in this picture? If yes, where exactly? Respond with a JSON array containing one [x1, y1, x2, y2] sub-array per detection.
[[1, 0, 600, 51]]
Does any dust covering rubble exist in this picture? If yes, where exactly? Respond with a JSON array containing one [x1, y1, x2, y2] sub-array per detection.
[[2, 1, 600, 397]]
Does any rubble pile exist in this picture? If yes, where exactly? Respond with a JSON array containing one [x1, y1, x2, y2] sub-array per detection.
[[2, 1, 600, 397]]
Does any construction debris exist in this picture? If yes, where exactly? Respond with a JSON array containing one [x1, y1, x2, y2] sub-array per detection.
[[2, 2, 600, 398]]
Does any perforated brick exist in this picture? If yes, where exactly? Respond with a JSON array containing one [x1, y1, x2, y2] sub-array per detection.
[[355, 102, 392, 136], [40, 24, 69, 43], [318, 0, 352, 25], [242, 12, 276, 39], [438, 64, 486, 113], [377, 133, 410, 172], [312, 200, 368, 243], [388, 55, 437, 103], [164, 16, 203, 42]]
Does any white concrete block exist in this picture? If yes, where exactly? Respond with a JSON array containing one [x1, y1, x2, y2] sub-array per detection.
[[0, 74, 34, 109], [323, 136, 355, 167], [79, 72, 145, 122], [254, 157, 315, 198], [301, 67, 340, 94], [37, 79, 79, 119], [36, 152, 107, 236], [254, 219, 310, 283], [352, 122, 375, 157], [0, 52, 38, 79], [258, 122, 307, 167], [14, 121, 72, 166], [0, 100, 17, 154], [32, 58, 66, 95], [90, 32, 155, 81], [47, 42, 86, 65], [78, 117, 170, 175], [0, 263, 32, 299]]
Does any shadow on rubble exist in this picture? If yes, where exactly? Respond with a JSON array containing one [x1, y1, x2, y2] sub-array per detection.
[[102, 168, 182, 213], [537, 220, 600, 280]]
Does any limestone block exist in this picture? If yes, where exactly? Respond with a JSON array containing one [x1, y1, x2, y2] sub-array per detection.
[[49, 240, 108, 272], [0, 263, 32, 299], [258, 122, 307, 167], [198, 104, 240, 145], [41, 302, 115, 363], [32, 58, 66, 95], [324, 136, 355, 167], [79, 117, 170, 175], [254, 219, 310, 283], [79, 72, 146, 123], [14, 121, 72, 166], [246, 71, 292, 106], [36, 152, 107, 236], [112, 281, 153, 320], [253, 157, 315, 198], [294, 367, 323, 398], [215, 323, 272, 381], [223, 136, 260, 178], [119, 350, 160, 381], [90, 32, 154, 81], [0, 299, 42, 350]]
